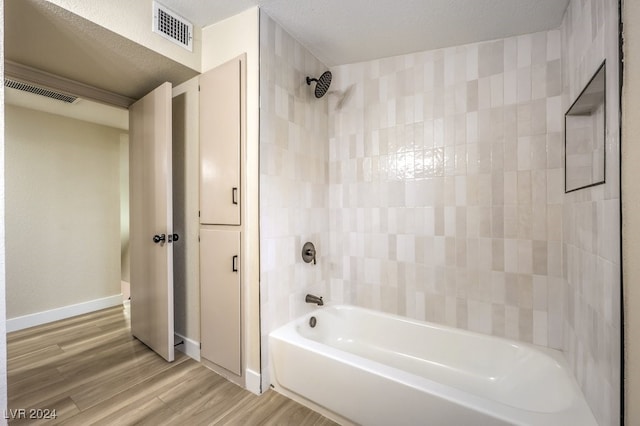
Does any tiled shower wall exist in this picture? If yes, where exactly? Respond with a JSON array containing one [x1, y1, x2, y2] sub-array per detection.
[[259, 12, 330, 386], [328, 30, 564, 348], [562, 0, 621, 423]]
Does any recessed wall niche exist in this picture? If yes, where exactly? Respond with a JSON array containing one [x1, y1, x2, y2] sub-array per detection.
[[564, 60, 606, 192]]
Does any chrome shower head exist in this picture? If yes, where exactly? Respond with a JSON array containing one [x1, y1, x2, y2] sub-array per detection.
[[306, 71, 332, 98]]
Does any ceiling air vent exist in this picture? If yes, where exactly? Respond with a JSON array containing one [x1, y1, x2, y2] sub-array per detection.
[[152, 1, 193, 51], [4, 79, 78, 104]]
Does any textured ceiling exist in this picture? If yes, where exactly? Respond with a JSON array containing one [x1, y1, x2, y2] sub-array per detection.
[[4, 0, 570, 110], [161, 0, 570, 66], [5, 0, 199, 103]]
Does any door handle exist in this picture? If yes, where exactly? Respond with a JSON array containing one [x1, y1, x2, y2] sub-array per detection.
[[232, 187, 239, 205], [167, 233, 180, 243], [232, 255, 238, 272], [153, 234, 166, 244]]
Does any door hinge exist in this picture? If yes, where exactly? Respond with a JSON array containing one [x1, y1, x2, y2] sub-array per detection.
[[198, 210, 200, 217]]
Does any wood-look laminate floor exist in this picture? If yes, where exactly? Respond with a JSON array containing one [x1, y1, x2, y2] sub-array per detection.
[[7, 305, 338, 426]]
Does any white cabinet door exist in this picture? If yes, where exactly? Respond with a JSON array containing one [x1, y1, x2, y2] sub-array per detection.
[[200, 229, 241, 375], [129, 82, 174, 362], [199, 57, 242, 225]]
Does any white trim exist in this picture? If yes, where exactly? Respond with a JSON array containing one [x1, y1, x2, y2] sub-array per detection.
[[245, 368, 262, 395], [174, 332, 200, 361], [7, 294, 123, 332]]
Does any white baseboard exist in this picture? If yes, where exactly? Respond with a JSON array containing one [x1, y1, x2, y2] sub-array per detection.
[[7, 294, 123, 332], [174, 332, 200, 361], [245, 368, 262, 395]]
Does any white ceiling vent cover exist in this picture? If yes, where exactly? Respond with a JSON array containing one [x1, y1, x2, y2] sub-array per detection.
[[5, 79, 78, 104], [152, 2, 193, 51]]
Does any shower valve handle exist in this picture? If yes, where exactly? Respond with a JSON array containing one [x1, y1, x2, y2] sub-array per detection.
[[302, 242, 317, 265], [305, 249, 316, 264]]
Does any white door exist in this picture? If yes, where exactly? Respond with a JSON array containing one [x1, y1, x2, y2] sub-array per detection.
[[129, 82, 174, 362]]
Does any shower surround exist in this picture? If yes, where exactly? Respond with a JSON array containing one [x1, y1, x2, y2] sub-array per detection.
[[260, 0, 621, 423]]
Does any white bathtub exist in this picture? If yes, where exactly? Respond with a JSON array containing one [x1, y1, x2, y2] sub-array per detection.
[[269, 305, 597, 426]]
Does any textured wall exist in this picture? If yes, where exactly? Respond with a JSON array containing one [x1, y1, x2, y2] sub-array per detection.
[[561, 0, 621, 424], [259, 11, 330, 386], [5, 105, 122, 318], [328, 29, 564, 348]]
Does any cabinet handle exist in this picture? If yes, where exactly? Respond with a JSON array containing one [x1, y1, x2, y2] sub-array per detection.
[[232, 255, 238, 272], [232, 187, 239, 205]]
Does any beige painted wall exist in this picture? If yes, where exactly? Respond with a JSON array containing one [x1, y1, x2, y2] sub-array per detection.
[[44, 0, 201, 72], [5, 105, 122, 318], [623, 1, 640, 424], [201, 7, 261, 385]]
